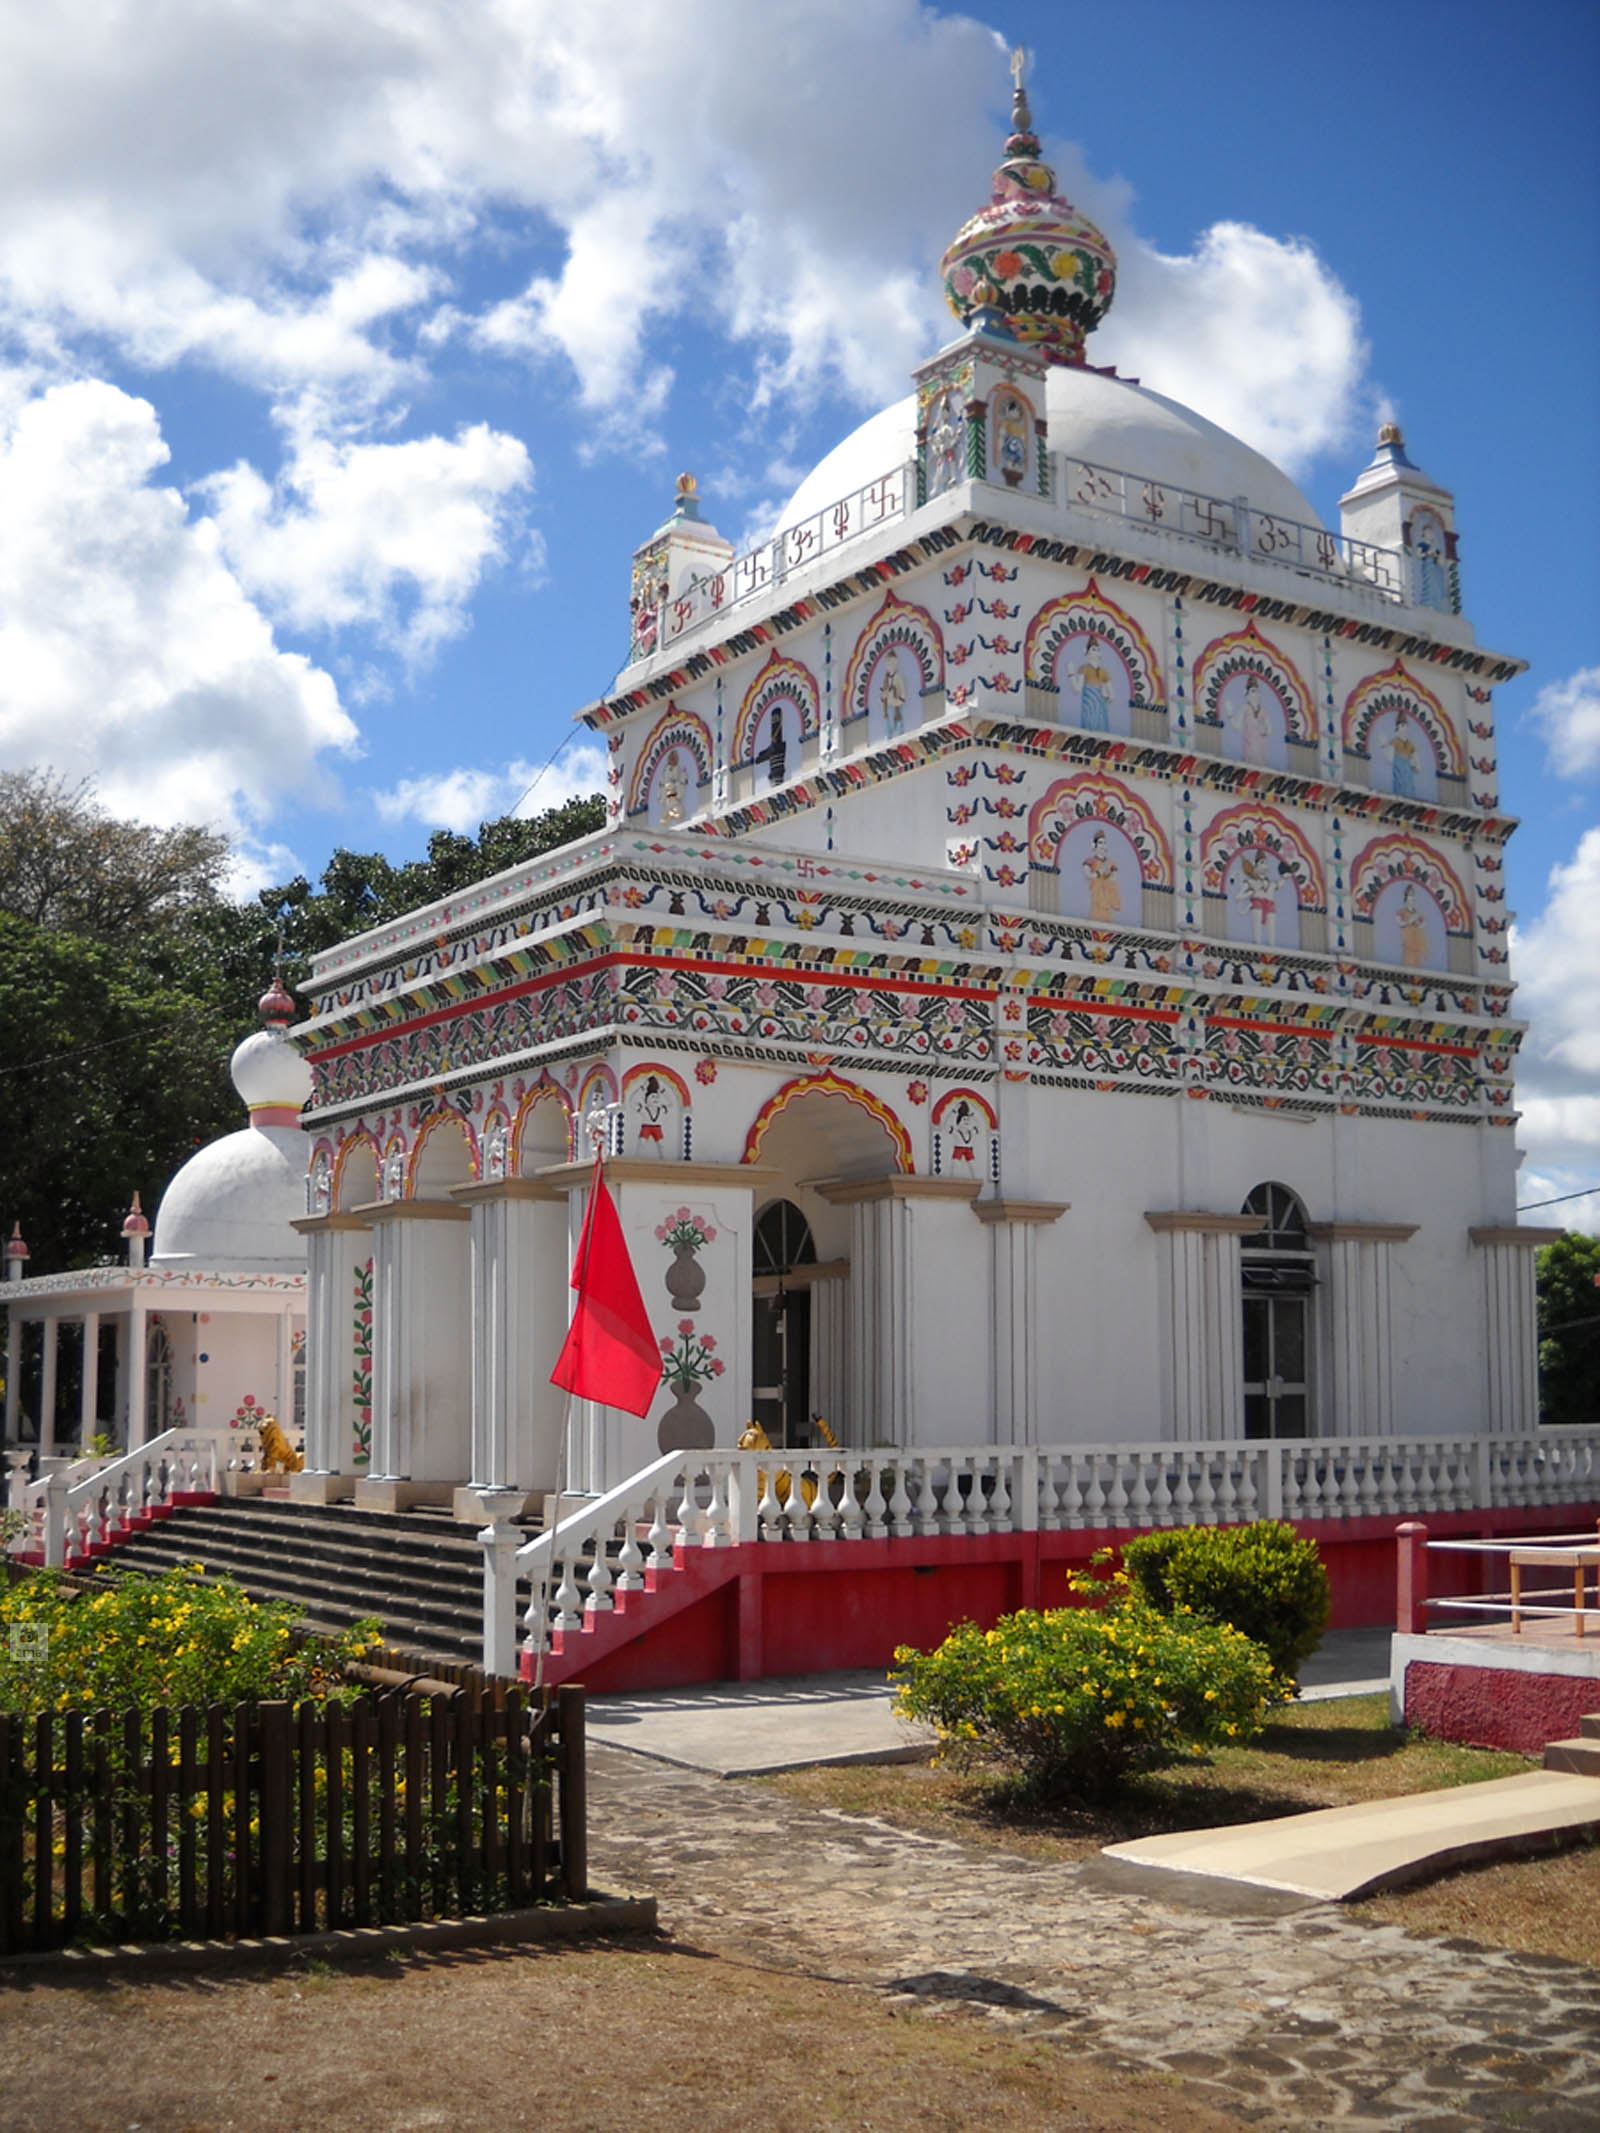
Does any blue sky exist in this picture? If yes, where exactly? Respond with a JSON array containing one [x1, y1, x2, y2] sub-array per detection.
[[0, 0, 1596, 1214]]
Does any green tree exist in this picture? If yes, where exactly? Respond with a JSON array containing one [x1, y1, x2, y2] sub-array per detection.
[[1537, 1231, 1600, 1427], [0, 771, 228, 944]]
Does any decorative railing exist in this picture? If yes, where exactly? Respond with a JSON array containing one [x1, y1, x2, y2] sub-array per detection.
[[499, 1428, 1600, 1665], [1058, 456, 1405, 603], [658, 466, 916, 650], [9, 1431, 218, 1568]]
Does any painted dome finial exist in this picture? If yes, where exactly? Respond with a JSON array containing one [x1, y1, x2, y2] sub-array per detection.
[[4, 1220, 28, 1284], [257, 934, 295, 1027], [940, 59, 1116, 366]]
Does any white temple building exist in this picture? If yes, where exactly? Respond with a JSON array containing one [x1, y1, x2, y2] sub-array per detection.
[[3, 976, 309, 1462], [290, 74, 1556, 1524]]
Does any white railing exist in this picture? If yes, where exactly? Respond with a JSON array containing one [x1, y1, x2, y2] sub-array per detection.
[[493, 1427, 1600, 1669], [1059, 456, 1406, 603], [657, 467, 916, 649], [9, 1432, 218, 1568]]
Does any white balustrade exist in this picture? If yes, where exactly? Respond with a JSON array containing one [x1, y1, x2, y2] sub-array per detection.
[[10, 1432, 218, 1568]]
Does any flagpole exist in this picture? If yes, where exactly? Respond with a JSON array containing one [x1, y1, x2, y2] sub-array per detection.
[[533, 1114, 609, 1697]]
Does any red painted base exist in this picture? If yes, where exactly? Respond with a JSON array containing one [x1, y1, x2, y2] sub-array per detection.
[[522, 1502, 1600, 1696], [1405, 1661, 1600, 1756]]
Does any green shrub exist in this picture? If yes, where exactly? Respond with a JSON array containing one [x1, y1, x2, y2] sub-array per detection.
[[0, 1565, 381, 1718], [892, 1586, 1276, 1804], [1121, 1521, 1330, 1688]]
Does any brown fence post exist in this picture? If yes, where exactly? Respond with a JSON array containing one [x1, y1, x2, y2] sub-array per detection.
[[1396, 1521, 1429, 1637], [257, 1701, 293, 1938], [556, 1686, 587, 1903]]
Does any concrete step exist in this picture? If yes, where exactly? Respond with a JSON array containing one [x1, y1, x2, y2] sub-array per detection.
[[103, 1537, 482, 1635], [1543, 1735, 1600, 1778], [1580, 1712, 1600, 1741]]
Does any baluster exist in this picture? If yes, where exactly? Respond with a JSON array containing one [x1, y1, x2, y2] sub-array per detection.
[[646, 1490, 675, 1570], [1164, 1450, 1190, 1526], [943, 1461, 971, 1536], [616, 1513, 645, 1592], [673, 1465, 698, 1547], [1104, 1455, 1129, 1528], [1189, 1450, 1219, 1525], [886, 1463, 912, 1537], [838, 1461, 864, 1542], [1036, 1455, 1061, 1532], [783, 1461, 812, 1541], [1125, 1453, 1152, 1528], [1210, 1450, 1236, 1527], [913, 1460, 941, 1538], [756, 1463, 785, 1538], [521, 1562, 550, 1655], [809, 1462, 839, 1541], [988, 1456, 1012, 1534], [585, 1532, 615, 1612], [702, 1464, 730, 1548], [1145, 1453, 1175, 1529], [1079, 1453, 1105, 1529], [553, 1552, 584, 1634], [861, 1461, 888, 1540]]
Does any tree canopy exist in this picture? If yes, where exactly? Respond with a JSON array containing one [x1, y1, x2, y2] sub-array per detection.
[[1537, 1231, 1600, 1428], [0, 771, 228, 944]]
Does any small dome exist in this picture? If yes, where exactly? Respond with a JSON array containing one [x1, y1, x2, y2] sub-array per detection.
[[231, 1027, 313, 1118], [776, 368, 1320, 540], [939, 76, 1115, 365], [151, 1125, 309, 1273]]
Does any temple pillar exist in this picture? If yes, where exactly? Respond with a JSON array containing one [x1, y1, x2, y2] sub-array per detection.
[[1144, 1211, 1258, 1440], [357, 1200, 471, 1506], [974, 1199, 1069, 1445], [1309, 1221, 1418, 1436], [79, 1312, 100, 1444], [4, 1317, 25, 1443], [39, 1318, 58, 1457], [808, 1267, 850, 1442], [451, 1178, 568, 1510], [290, 1212, 369, 1498], [126, 1304, 148, 1449], [1470, 1225, 1562, 1433]]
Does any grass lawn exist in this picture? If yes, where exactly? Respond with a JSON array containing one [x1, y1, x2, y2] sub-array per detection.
[[762, 1693, 1600, 1971]]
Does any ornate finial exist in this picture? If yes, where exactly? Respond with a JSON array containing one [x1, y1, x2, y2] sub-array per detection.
[[4, 1220, 28, 1284], [1378, 420, 1403, 447], [1008, 46, 1032, 133], [120, 1192, 149, 1237], [676, 472, 697, 500], [258, 940, 295, 1027], [672, 471, 702, 523]]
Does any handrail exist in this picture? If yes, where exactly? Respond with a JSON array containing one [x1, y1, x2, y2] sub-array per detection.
[[9, 1431, 219, 1567]]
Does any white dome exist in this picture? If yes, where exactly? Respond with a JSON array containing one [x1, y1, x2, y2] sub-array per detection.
[[231, 1026, 313, 1113], [776, 367, 1320, 536], [151, 1124, 309, 1273]]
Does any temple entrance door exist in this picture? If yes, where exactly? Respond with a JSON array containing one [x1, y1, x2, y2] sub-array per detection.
[[752, 1200, 816, 1450]]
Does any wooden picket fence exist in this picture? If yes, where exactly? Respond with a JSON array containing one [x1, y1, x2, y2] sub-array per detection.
[[0, 1685, 586, 1955]]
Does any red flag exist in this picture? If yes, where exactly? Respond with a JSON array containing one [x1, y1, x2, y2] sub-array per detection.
[[549, 1160, 662, 1417]]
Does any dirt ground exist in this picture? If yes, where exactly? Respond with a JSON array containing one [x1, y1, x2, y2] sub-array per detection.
[[0, 1937, 1254, 2133]]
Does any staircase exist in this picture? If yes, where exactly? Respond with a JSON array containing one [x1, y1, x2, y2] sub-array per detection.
[[98, 1497, 513, 1664], [1544, 1714, 1600, 1778]]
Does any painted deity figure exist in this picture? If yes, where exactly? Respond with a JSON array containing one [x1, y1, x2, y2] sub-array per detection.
[[1082, 829, 1121, 922], [482, 1120, 509, 1181], [1070, 635, 1112, 732], [765, 706, 788, 787], [1384, 713, 1420, 799], [381, 1148, 406, 1201], [659, 749, 688, 822], [929, 391, 963, 497], [635, 1074, 668, 1155], [995, 397, 1028, 485], [1233, 848, 1280, 945], [309, 1158, 331, 1216], [948, 1100, 979, 1171], [1414, 518, 1449, 610], [1396, 882, 1429, 969], [1234, 674, 1271, 766], [878, 646, 908, 735]]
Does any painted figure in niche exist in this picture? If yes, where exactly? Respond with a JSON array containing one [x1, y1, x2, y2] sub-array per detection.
[[1414, 516, 1449, 610], [1082, 829, 1122, 922], [949, 1100, 979, 1171], [1232, 847, 1282, 945], [1384, 713, 1420, 799], [1397, 883, 1429, 969], [878, 646, 908, 736], [1069, 634, 1113, 733], [995, 396, 1029, 485], [659, 749, 688, 822], [309, 1158, 331, 1216], [482, 1120, 509, 1181], [635, 1075, 668, 1154], [1238, 676, 1271, 765], [381, 1149, 406, 1201], [765, 705, 788, 787], [929, 391, 963, 496]]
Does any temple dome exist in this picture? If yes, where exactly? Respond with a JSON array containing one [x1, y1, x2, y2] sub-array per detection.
[[775, 366, 1321, 537], [939, 76, 1116, 365], [150, 1007, 311, 1274]]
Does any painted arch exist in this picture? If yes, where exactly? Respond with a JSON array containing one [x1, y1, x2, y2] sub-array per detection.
[[742, 1070, 914, 1174], [512, 1075, 573, 1168], [330, 1129, 381, 1212], [1024, 579, 1162, 712], [1192, 621, 1315, 755], [732, 651, 821, 766], [1201, 804, 1326, 911], [1342, 662, 1464, 779], [1027, 770, 1173, 886], [407, 1108, 478, 1197], [840, 590, 945, 730], [626, 703, 714, 819], [1349, 831, 1470, 935]]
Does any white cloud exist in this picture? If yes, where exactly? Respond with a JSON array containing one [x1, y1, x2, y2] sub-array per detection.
[[1510, 826, 1600, 1227], [202, 414, 535, 663], [0, 380, 358, 837], [1529, 665, 1600, 780], [372, 744, 608, 833], [0, 3, 1369, 473]]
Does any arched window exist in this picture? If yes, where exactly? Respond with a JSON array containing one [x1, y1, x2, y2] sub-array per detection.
[[145, 1320, 173, 1438], [1239, 1184, 1314, 1440], [752, 1201, 817, 1449]]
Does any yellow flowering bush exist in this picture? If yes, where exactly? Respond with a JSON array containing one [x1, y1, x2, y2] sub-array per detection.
[[0, 1566, 382, 1717], [892, 1576, 1275, 1803], [1120, 1522, 1330, 1690]]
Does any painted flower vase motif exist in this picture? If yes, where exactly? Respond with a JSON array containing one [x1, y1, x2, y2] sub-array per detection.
[[656, 1318, 725, 1456], [657, 1384, 715, 1454], [665, 1243, 706, 1314]]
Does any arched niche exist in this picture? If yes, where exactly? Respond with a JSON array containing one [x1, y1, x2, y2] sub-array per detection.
[[409, 1111, 476, 1199], [333, 1134, 380, 1213]]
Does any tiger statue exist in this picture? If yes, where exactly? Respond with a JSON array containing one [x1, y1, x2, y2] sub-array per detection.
[[258, 1415, 304, 1474]]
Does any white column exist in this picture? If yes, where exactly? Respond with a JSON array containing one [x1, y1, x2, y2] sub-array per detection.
[[79, 1312, 100, 1443], [1311, 1222, 1417, 1436], [808, 1269, 850, 1442], [39, 1318, 58, 1456], [976, 1200, 1069, 1446], [1471, 1226, 1560, 1433], [4, 1315, 23, 1443], [126, 1305, 147, 1449], [364, 1201, 472, 1487], [1145, 1213, 1255, 1440], [845, 1193, 911, 1447], [454, 1179, 568, 1498], [291, 1214, 370, 1487]]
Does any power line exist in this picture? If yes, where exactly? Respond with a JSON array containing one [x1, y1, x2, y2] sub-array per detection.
[[1517, 1187, 1600, 1211], [506, 728, 583, 820]]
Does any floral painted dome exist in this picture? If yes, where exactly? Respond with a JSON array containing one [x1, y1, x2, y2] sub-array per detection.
[[939, 70, 1116, 366]]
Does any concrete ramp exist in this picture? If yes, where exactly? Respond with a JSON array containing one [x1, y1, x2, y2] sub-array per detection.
[[1102, 1768, 1600, 1902]]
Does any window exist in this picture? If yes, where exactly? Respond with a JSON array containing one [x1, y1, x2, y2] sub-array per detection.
[[1239, 1184, 1314, 1439]]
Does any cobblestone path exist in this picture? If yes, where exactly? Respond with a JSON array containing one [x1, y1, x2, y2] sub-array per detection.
[[590, 1743, 1600, 2132]]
